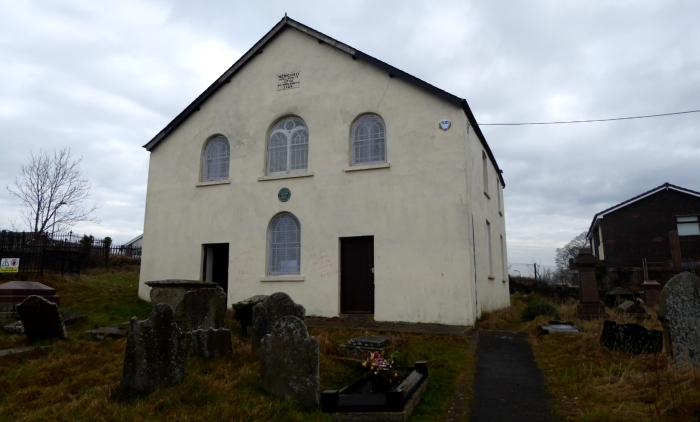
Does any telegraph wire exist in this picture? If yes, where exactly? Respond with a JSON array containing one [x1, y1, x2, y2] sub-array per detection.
[[479, 109, 700, 126]]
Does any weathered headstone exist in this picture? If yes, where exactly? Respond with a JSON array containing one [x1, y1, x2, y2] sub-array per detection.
[[191, 327, 234, 359], [184, 286, 226, 331], [642, 280, 662, 307], [16, 295, 67, 340], [260, 315, 319, 410], [251, 292, 305, 354], [600, 320, 663, 354], [121, 303, 191, 394], [658, 272, 700, 366]]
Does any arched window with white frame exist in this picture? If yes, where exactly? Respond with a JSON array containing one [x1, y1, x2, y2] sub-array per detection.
[[201, 135, 230, 182], [267, 117, 308, 175], [267, 213, 301, 276], [351, 114, 386, 166]]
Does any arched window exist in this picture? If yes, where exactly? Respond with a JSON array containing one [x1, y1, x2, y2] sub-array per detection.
[[267, 213, 301, 276], [267, 117, 308, 175], [351, 114, 386, 166], [201, 136, 230, 182]]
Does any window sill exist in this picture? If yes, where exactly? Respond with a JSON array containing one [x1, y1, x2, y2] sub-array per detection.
[[484, 191, 491, 199], [345, 163, 391, 172], [196, 180, 230, 187], [488, 276, 495, 281], [260, 275, 305, 282], [258, 172, 314, 181]]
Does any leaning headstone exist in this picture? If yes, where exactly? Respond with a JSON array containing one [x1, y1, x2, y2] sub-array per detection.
[[658, 272, 700, 366], [251, 292, 305, 354], [260, 315, 319, 410], [184, 286, 226, 331], [16, 295, 67, 340], [121, 303, 191, 394], [600, 320, 663, 354], [191, 327, 234, 359]]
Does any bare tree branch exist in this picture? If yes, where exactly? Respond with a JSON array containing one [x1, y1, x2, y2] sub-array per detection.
[[6, 147, 99, 233]]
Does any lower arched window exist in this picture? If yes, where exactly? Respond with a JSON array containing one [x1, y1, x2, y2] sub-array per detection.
[[267, 213, 301, 275], [201, 136, 230, 182]]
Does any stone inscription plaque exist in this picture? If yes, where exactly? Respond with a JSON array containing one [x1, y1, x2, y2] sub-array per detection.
[[277, 71, 300, 91]]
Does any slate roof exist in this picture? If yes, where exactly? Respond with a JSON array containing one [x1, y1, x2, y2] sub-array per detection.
[[143, 15, 505, 187], [586, 182, 700, 238]]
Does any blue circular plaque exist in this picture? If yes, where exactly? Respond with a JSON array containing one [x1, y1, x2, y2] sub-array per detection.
[[278, 187, 291, 202]]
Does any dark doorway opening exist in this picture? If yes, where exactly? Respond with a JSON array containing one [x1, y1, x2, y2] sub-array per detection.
[[203, 243, 229, 295], [340, 236, 374, 314]]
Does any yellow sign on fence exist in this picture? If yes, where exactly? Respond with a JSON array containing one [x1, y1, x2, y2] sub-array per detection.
[[0, 258, 20, 273]]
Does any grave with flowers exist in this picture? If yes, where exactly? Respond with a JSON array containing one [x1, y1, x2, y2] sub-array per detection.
[[321, 351, 429, 419]]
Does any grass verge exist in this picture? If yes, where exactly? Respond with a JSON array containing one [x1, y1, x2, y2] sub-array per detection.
[[479, 293, 700, 421]]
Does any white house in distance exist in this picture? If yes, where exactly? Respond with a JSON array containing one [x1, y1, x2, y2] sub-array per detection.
[[138, 16, 509, 326]]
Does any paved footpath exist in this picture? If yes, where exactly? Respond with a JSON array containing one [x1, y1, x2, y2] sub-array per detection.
[[468, 331, 559, 422]]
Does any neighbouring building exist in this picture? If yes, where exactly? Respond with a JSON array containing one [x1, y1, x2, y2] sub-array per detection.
[[138, 16, 509, 326], [587, 183, 700, 286]]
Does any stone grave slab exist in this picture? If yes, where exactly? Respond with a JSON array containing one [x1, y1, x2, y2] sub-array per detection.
[[16, 295, 67, 340], [260, 315, 319, 410], [184, 286, 226, 331], [0, 281, 59, 305], [339, 335, 392, 357], [600, 320, 663, 354], [539, 321, 581, 334], [191, 327, 233, 359], [85, 322, 129, 340], [121, 303, 191, 394], [252, 292, 305, 354], [658, 272, 700, 366], [232, 295, 269, 336]]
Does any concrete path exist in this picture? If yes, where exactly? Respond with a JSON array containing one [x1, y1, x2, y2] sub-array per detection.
[[468, 331, 558, 422]]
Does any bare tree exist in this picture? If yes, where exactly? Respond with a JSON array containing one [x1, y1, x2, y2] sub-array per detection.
[[554, 231, 589, 282], [6, 147, 99, 234]]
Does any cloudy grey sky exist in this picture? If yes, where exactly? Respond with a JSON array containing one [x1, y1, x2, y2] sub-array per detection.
[[1, 0, 698, 267]]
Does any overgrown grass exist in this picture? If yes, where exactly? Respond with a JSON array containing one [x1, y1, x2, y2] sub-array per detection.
[[481, 293, 700, 421], [0, 267, 472, 421]]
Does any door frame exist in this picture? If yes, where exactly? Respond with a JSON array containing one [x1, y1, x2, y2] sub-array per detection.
[[339, 235, 375, 314]]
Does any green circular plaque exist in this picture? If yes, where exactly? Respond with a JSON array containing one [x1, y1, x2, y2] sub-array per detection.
[[278, 187, 291, 202]]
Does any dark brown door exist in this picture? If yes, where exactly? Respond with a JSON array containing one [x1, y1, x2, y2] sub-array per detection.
[[340, 236, 374, 314]]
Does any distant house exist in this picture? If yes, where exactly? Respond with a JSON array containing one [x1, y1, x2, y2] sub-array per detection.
[[123, 234, 143, 258], [586, 183, 700, 285], [136, 16, 510, 326]]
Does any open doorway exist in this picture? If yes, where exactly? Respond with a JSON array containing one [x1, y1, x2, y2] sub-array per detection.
[[340, 236, 374, 314], [203, 243, 229, 295]]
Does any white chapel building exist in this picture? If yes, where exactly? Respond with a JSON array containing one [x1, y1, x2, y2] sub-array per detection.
[[138, 16, 510, 326]]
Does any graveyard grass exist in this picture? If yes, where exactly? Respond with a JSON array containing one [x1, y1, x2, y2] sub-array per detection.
[[479, 293, 700, 421], [0, 265, 472, 421]]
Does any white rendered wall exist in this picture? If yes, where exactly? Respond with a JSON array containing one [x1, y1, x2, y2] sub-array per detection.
[[139, 27, 509, 326]]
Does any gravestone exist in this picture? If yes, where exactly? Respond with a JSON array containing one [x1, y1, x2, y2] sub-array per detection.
[[260, 315, 319, 410], [251, 292, 305, 354], [642, 280, 662, 307], [184, 286, 226, 331], [4, 309, 86, 335], [600, 320, 662, 354], [121, 303, 191, 394], [191, 328, 234, 359], [658, 272, 700, 366], [16, 295, 67, 340]]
